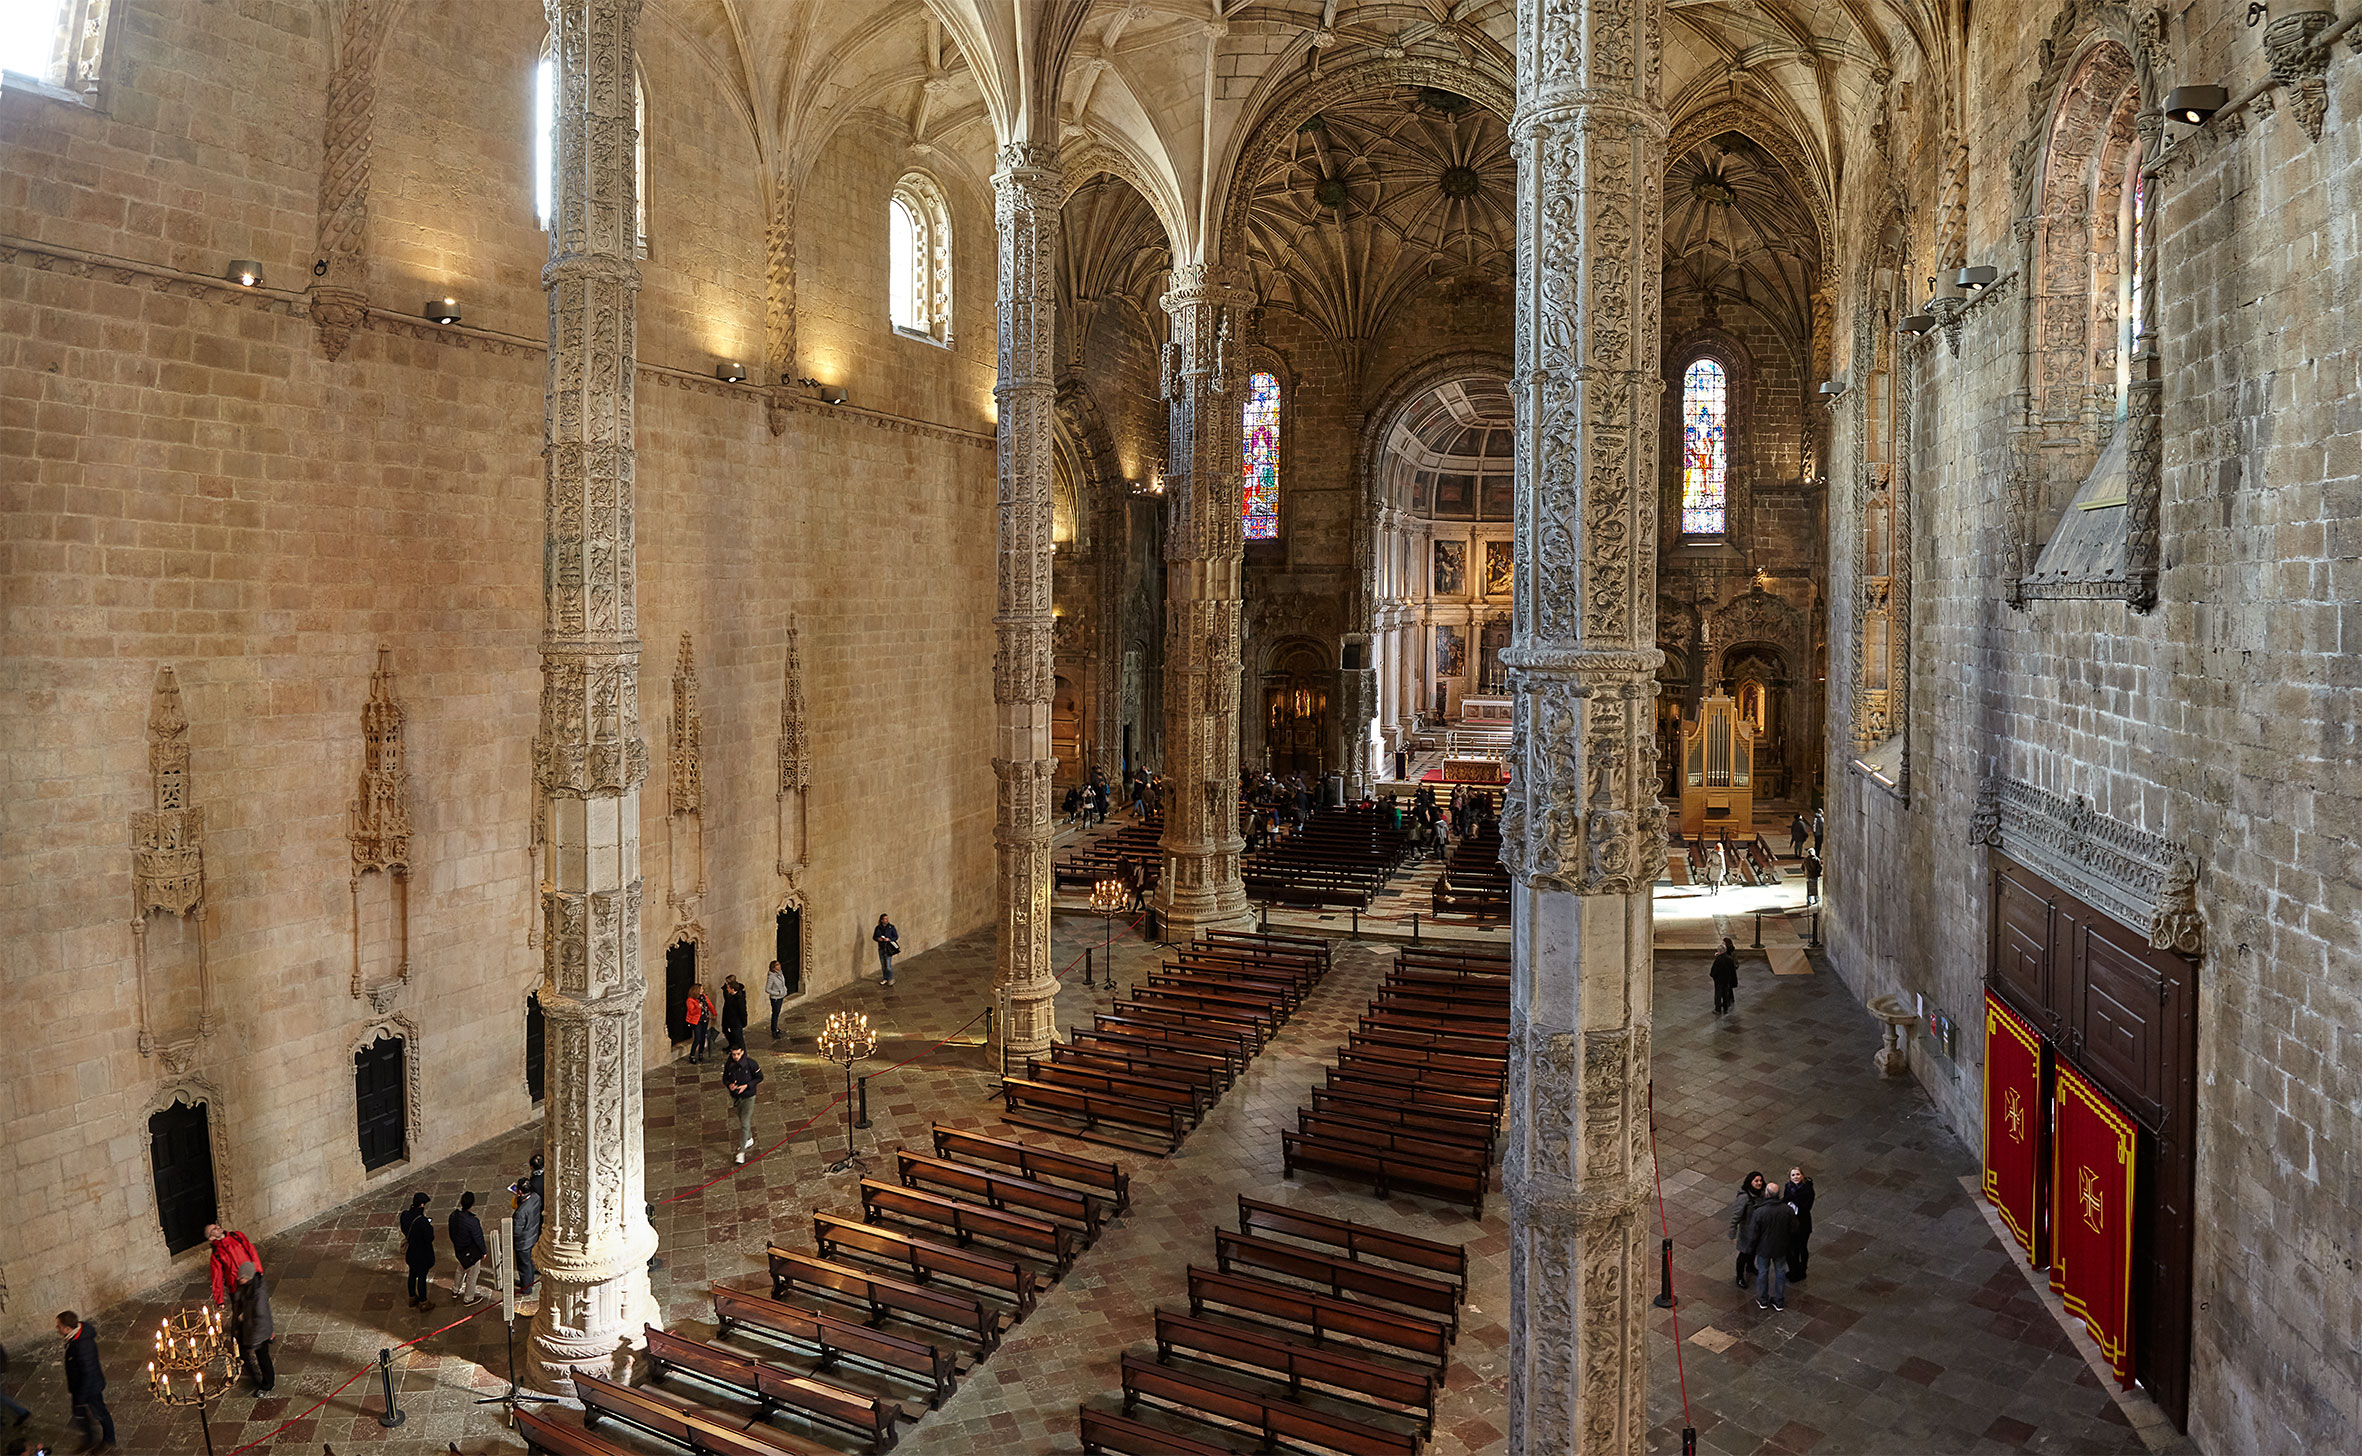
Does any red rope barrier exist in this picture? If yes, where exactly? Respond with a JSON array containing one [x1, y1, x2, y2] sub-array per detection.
[[225, 1305, 488, 1455], [1646, 1079, 1695, 1431]]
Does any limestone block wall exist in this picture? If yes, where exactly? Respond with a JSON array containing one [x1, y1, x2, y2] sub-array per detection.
[[0, 2, 994, 1347], [1819, 2, 2362, 1449]]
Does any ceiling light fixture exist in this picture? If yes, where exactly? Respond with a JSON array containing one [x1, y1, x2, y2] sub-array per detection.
[[2163, 85, 2228, 125], [425, 297, 461, 324], [226, 260, 262, 288]]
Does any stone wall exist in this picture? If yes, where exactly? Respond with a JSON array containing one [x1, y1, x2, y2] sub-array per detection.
[[0, 2, 995, 1344], [1819, 3, 2362, 1449]]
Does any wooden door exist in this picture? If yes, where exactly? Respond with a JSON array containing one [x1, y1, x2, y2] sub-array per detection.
[[149, 1100, 217, 1254], [664, 940, 696, 1042], [775, 908, 803, 996], [355, 1034, 408, 1170], [524, 992, 546, 1103]]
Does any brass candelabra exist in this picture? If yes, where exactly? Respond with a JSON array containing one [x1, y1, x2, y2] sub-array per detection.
[[818, 1010, 878, 1174], [146, 1304, 236, 1456], [1088, 876, 1129, 990]]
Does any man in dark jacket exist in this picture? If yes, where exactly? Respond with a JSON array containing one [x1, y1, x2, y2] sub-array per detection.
[[56, 1312, 112, 1454], [399, 1191, 437, 1312], [230, 1262, 275, 1394], [872, 915, 899, 986], [1782, 1167, 1816, 1281], [449, 1191, 489, 1304], [1789, 813, 1810, 858], [511, 1157, 545, 1298], [1710, 938, 1739, 1014], [1745, 1196, 1799, 1311], [723, 1046, 765, 1163], [720, 976, 749, 1051]]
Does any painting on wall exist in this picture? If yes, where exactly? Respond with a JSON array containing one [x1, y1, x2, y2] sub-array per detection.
[[1436, 625, 1465, 679], [1484, 539, 1514, 597], [1433, 540, 1466, 596]]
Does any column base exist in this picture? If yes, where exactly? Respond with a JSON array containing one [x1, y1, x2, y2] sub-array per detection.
[[1152, 887, 1256, 940], [529, 1239, 660, 1390], [1004, 977, 1061, 1061]]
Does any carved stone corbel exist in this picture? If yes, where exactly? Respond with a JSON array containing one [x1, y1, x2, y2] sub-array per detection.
[[2265, 10, 2336, 142]]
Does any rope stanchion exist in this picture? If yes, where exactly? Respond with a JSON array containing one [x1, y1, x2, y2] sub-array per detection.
[[1645, 1080, 1696, 1454], [224, 1306, 486, 1455]]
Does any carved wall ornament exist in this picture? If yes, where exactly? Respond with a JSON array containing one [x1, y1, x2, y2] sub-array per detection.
[[310, 0, 396, 357], [667, 634, 703, 817], [348, 647, 413, 998], [1975, 775, 2205, 956], [2264, 10, 2336, 142], [132, 665, 213, 1059]]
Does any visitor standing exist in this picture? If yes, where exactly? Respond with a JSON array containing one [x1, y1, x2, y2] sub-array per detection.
[[1803, 849, 1822, 906], [1708, 841, 1728, 896], [229, 1262, 274, 1394], [720, 975, 748, 1051], [448, 1192, 488, 1304], [1789, 813, 1810, 859], [873, 914, 899, 986], [56, 1312, 112, 1455], [1811, 808, 1825, 855], [1783, 1167, 1817, 1281], [204, 1224, 263, 1307], [0, 1338, 28, 1428], [766, 959, 789, 1040], [723, 1046, 765, 1163], [683, 984, 710, 1063], [1729, 1171, 1771, 1288], [511, 1156, 544, 1298], [399, 1191, 437, 1311], [1745, 1193, 1799, 1311], [1710, 937, 1739, 1015]]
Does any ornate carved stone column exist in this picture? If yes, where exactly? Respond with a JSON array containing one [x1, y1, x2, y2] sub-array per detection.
[[310, 0, 393, 359], [531, 0, 659, 1387], [993, 144, 1063, 1056], [1500, 0, 1666, 1451], [1154, 266, 1256, 935]]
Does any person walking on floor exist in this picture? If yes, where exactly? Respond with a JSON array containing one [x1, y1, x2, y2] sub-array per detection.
[[1745, 1189, 1800, 1311], [1789, 812, 1810, 859], [57, 1312, 112, 1454], [1782, 1166, 1817, 1281], [398, 1191, 437, 1312], [204, 1224, 263, 1308], [1710, 937, 1739, 1015], [0, 1340, 29, 1429], [723, 1045, 765, 1163], [449, 1192, 488, 1304], [720, 975, 748, 1051], [511, 1156, 544, 1299], [1812, 808, 1825, 855], [873, 914, 899, 986], [683, 983, 710, 1062], [1729, 1171, 1772, 1289], [1802, 849, 1822, 906], [1708, 841, 1727, 896], [766, 959, 789, 1040], [229, 1261, 274, 1394]]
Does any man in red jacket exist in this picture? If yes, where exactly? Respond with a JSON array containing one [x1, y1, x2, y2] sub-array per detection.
[[204, 1224, 262, 1307]]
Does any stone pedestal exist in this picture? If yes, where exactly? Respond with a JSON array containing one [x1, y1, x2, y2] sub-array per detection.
[[1868, 995, 1918, 1078]]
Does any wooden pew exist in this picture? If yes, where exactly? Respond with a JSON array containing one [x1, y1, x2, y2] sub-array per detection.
[[1331, 1051, 1507, 1102], [1186, 1267, 1449, 1371], [1149, 966, 1301, 1012], [1077, 1406, 1241, 1456], [1002, 1076, 1189, 1154], [1213, 1231, 1460, 1332], [1280, 1132, 1489, 1220], [1203, 927, 1333, 966], [642, 1325, 904, 1454], [1095, 1008, 1256, 1062], [1324, 1069, 1501, 1124], [1154, 1310, 1436, 1436], [1235, 1196, 1469, 1295], [515, 1407, 640, 1456], [858, 1177, 1077, 1277], [931, 1124, 1134, 1214], [1067, 1028, 1238, 1090], [1350, 1025, 1511, 1061], [1293, 1113, 1489, 1181], [713, 1284, 957, 1408], [575, 1371, 834, 1456], [1118, 1352, 1418, 1456], [896, 1149, 1105, 1235], [766, 1246, 1003, 1352], [1121, 986, 1276, 1039], [1050, 1041, 1228, 1102], [1339, 1040, 1508, 1080], [1307, 1091, 1497, 1159], [812, 1212, 1039, 1319], [1026, 1058, 1208, 1125]]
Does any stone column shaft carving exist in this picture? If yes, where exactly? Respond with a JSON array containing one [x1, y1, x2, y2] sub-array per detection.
[[776, 619, 811, 899], [764, 175, 797, 436], [1502, 1, 1667, 1452], [310, 0, 394, 359], [531, 0, 659, 1388], [993, 144, 1063, 1056]]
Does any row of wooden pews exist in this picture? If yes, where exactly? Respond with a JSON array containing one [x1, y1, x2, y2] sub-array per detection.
[[520, 1125, 1133, 1456], [1242, 804, 1407, 911], [1002, 930, 1332, 1155], [1279, 944, 1511, 1219], [1054, 812, 1165, 892], [1429, 822, 1509, 918], [1075, 1196, 1473, 1455]]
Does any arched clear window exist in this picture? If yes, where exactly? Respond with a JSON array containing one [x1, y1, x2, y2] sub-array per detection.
[[536, 44, 647, 256], [1680, 358, 1729, 537], [1243, 370, 1281, 540], [1, 0, 112, 103], [889, 174, 954, 344]]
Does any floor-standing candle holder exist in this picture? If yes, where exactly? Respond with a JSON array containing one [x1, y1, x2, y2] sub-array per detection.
[[1089, 877, 1128, 991], [819, 1009, 878, 1174], [146, 1304, 235, 1456]]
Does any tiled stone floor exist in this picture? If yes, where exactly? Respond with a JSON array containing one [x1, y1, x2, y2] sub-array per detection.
[[9, 827, 2191, 1456]]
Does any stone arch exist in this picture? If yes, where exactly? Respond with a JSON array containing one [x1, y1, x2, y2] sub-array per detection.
[[1664, 99, 1834, 266], [890, 168, 957, 346], [1057, 138, 1186, 264], [1353, 349, 1515, 631], [1709, 587, 1807, 682], [2026, 39, 2141, 432]]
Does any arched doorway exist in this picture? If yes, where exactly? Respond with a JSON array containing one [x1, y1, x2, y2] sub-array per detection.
[[1051, 674, 1083, 783], [1263, 640, 1331, 778], [1720, 641, 1791, 799]]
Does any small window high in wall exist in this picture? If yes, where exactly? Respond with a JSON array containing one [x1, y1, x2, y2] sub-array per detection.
[[889, 174, 953, 344], [1680, 358, 1729, 538], [535, 43, 647, 255], [1243, 371, 1281, 540], [0, 0, 113, 103]]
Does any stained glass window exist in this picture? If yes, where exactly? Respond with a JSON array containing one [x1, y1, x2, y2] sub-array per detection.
[[1680, 358, 1728, 537], [1243, 371, 1281, 540]]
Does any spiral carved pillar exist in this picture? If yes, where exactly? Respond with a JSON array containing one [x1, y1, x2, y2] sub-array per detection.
[[1502, 0, 1668, 1450]]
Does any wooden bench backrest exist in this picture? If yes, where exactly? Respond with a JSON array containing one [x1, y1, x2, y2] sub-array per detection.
[[767, 1245, 992, 1343], [1077, 1406, 1238, 1456], [931, 1124, 1129, 1202], [1153, 1310, 1434, 1411], [711, 1284, 952, 1388], [813, 1211, 1035, 1307], [515, 1407, 633, 1456], [1215, 1230, 1459, 1318], [1119, 1354, 1416, 1456], [1184, 1267, 1447, 1366], [896, 1150, 1096, 1228], [1236, 1195, 1468, 1283], [858, 1177, 1074, 1266], [1066, 1029, 1235, 1082], [1026, 1060, 1201, 1110], [1311, 1087, 1498, 1141], [1091, 1012, 1251, 1058], [1051, 1042, 1221, 1092]]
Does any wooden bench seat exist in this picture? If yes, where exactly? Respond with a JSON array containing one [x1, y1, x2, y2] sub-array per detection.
[[813, 1212, 1039, 1319], [1349, 1025, 1510, 1061], [1339, 1039, 1507, 1079], [1027, 1058, 1210, 1123], [1068, 1028, 1238, 1089], [933, 1123, 1133, 1214], [1118, 1352, 1418, 1456], [1331, 1051, 1507, 1101], [1096, 1008, 1257, 1060], [858, 1177, 1077, 1276], [712, 1284, 958, 1408], [1186, 1267, 1449, 1370], [515, 1407, 640, 1456], [1307, 1091, 1498, 1158], [643, 1325, 904, 1454], [1050, 1041, 1227, 1100], [1235, 1197, 1469, 1294], [1003, 1075, 1189, 1154], [896, 1149, 1107, 1234], [1154, 1310, 1436, 1435], [766, 1246, 1003, 1352], [1150, 966, 1302, 1010], [1203, 928, 1332, 967], [1077, 1405, 1244, 1456], [575, 1371, 834, 1456], [1121, 986, 1277, 1037], [1281, 1132, 1488, 1221], [1295, 1112, 1490, 1173], [1323, 1070, 1501, 1124], [1214, 1231, 1460, 1331]]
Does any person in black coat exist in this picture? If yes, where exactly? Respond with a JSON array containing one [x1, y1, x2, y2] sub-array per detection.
[[1710, 938, 1739, 1014], [1782, 1167, 1816, 1281], [1728, 1171, 1771, 1288], [398, 1191, 437, 1312], [229, 1262, 275, 1394], [720, 976, 749, 1051], [1802, 849, 1822, 906], [1788, 813, 1810, 858], [511, 1158, 545, 1298], [56, 1311, 113, 1454], [449, 1191, 489, 1304], [1744, 1195, 1799, 1310]]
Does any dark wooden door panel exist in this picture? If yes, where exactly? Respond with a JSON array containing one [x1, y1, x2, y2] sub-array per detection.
[[150, 1100, 217, 1254], [355, 1034, 408, 1170], [2078, 926, 2164, 1119], [1992, 870, 2052, 1012]]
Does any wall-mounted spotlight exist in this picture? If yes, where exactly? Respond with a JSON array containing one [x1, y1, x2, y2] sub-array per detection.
[[1818, 380, 1846, 397], [2163, 85, 2228, 125], [1898, 312, 1937, 336], [795, 376, 848, 405], [1956, 265, 1998, 294], [226, 260, 262, 288], [716, 361, 748, 383], [425, 296, 461, 324]]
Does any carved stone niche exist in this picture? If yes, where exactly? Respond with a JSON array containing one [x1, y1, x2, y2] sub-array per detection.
[[132, 666, 213, 1060], [143, 1077, 236, 1238], [351, 1012, 423, 1173], [666, 634, 706, 933], [1970, 775, 2205, 955], [776, 620, 811, 902], [350, 648, 413, 1001]]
